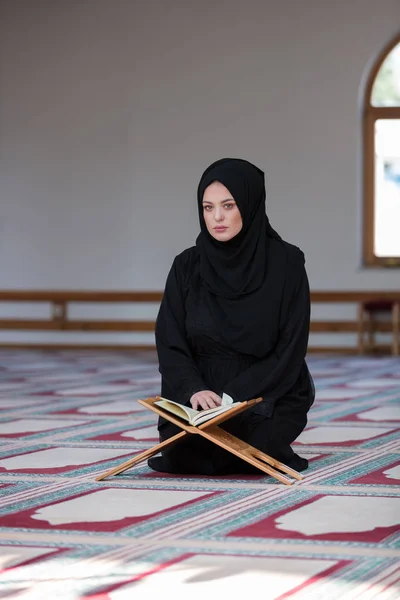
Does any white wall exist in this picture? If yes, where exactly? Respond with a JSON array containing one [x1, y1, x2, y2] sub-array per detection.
[[1, 0, 399, 346]]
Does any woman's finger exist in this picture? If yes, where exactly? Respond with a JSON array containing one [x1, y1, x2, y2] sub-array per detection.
[[203, 395, 219, 409], [191, 398, 200, 410], [196, 396, 211, 410], [209, 392, 222, 406], [190, 391, 221, 410], [198, 398, 212, 410]]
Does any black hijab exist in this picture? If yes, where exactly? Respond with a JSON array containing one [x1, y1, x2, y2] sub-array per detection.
[[194, 158, 302, 358], [196, 158, 281, 299]]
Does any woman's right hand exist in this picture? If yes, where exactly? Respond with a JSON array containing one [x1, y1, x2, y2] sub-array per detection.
[[190, 391, 222, 411]]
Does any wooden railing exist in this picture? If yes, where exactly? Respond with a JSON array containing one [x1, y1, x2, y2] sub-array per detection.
[[1, 290, 400, 352]]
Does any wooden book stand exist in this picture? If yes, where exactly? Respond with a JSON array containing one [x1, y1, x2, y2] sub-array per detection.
[[96, 396, 304, 485]]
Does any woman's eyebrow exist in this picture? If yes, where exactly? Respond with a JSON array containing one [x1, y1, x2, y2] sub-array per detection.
[[202, 199, 234, 204]]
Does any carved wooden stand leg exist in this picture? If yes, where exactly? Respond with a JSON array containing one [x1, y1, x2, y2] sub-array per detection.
[[95, 431, 187, 481], [198, 425, 303, 485]]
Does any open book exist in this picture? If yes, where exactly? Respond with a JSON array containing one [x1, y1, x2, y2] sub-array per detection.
[[153, 396, 241, 426]]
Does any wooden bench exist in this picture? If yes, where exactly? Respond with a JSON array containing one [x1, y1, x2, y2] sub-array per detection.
[[0, 290, 399, 354]]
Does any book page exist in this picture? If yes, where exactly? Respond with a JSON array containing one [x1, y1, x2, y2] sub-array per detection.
[[155, 397, 241, 426], [155, 398, 200, 422], [192, 403, 241, 426], [221, 392, 234, 406], [154, 399, 190, 422]]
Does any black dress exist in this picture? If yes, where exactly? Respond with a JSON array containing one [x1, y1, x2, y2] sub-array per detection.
[[154, 243, 315, 475]]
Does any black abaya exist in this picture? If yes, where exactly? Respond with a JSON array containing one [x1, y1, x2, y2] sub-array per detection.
[[154, 243, 315, 475]]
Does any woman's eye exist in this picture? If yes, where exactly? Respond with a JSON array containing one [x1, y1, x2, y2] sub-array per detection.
[[225, 204, 234, 209], [203, 205, 212, 211]]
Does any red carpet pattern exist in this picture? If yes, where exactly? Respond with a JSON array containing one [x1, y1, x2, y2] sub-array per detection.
[[0, 350, 399, 599]]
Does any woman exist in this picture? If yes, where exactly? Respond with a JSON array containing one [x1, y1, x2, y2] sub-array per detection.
[[148, 158, 315, 476]]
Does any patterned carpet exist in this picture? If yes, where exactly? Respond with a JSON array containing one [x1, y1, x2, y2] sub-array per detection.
[[0, 349, 399, 599]]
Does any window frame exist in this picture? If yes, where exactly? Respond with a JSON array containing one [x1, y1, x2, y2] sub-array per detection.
[[363, 33, 400, 267]]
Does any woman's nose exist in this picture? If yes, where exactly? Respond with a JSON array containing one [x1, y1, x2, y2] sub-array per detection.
[[214, 209, 224, 221]]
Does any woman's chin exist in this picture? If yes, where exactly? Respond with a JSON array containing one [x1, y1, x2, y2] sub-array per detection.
[[211, 230, 233, 242]]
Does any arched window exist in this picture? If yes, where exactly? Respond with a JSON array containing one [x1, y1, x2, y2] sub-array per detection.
[[363, 34, 400, 266]]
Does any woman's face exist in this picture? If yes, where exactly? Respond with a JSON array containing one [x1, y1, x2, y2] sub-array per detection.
[[202, 181, 243, 241]]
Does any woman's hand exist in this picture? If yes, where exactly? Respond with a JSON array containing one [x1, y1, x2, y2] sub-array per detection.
[[190, 391, 222, 410]]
